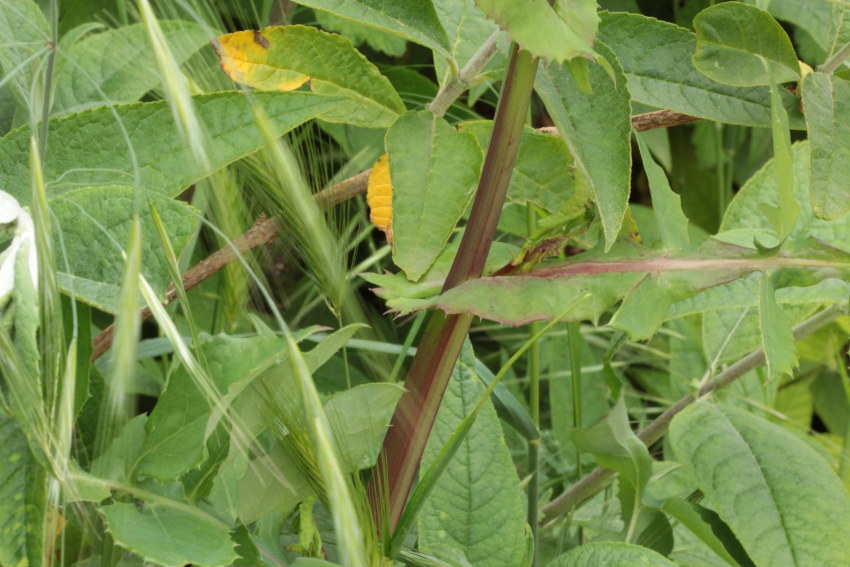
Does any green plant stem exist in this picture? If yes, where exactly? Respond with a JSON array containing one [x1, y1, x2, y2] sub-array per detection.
[[822, 40, 850, 74], [38, 0, 58, 161], [539, 303, 844, 525], [567, 320, 584, 545], [116, 0, 129, 26], [526, 202, 540, 567], [367, 43, 540, 532], [340, 317, 351, 389], [715, 123, 727, 222], [429, 30, 500, 117], [388, 311, 426, 383]]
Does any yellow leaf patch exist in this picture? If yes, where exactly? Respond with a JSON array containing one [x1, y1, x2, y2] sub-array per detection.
[[212, 29, 310, 91]]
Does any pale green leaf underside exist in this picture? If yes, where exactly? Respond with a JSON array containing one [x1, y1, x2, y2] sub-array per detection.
[[101, 502, 238, 567], [387, 110, 483, 281], [53, 21, 209, 117], [597, 12, 806, 129], [292, 0, 453, 61], [51, 186, 198, 313], [418, 340, 527, 567], [535, 41, 632, 250], [670, 402, 850, 567], [1, 91, 344, 209], [548, 542, 677, 567], [692, 2, 800, 87], [802, 72, 850, 220]]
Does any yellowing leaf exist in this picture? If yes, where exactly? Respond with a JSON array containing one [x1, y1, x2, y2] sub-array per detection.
[[367, 154, 393, 244], [214, 30, 310, 90]]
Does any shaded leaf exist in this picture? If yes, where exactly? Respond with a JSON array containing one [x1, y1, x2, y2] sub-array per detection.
[[635, 133, 689, 250], [237, 442, 313, 524], [670, 402, 850, 567], [692, 3, 800, 87], [386, 110, 483, 281], [213, 26, 404, 128], [0, 0, 50, 108], [660, 497, 755, 567], [314, 9, 408, 57], [758, 275, 798, 381]]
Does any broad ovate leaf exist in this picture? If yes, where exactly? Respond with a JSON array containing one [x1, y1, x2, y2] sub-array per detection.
[[548, 542, 677, 567], [802, 72, 850, 220], [692, 2, 801, 87], [670, 402, 850, 567], [212, 26, 405, 128], [418, 340, 527, 567], [1, 91, 344, 208], [535, 42, 632, 250], [597, 12, 806, 129], [292, 0, 454, 63], [101, 502, 238, 567], [387, 110, 483, 281], [237, 443, 313, 524]]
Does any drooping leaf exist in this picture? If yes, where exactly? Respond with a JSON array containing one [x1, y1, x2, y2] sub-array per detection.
[[669, 402, 850, 567], [660, 497, 755, 567], [418, 340, 527, 567], [802, 73, 850, 220], [212, 25, 404, 128], [474, 0, 602, 68], [432, 0, 501, 86], [571, 394, 652, 500], [758, 275, 798, 381], [757, 59, 800, 242], [548, 542, 677, 567], [0, 415, 46, 567], [535, 41, 632, 250], [237, 442, 313, 524], [692, 2, 800, 87], [635, 132, 689, 250], [1, 91, 344, 208], [386, 110, 483, 281], [52, 21, 209, 117], [0, 0, 50, 108], [597, 12, 806, 129], [291, 0, 453, 62], [101, 502, 238, 567], [459, 120, 592, 216]]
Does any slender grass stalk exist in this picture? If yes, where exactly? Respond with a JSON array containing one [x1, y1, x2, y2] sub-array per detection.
[[367, 43, 540, 531], [38, 0, 58, 161], [117, 0, 129, 26], [526, 202, 540, 567], [388, 311, 427, 383], [567, 320, 584, 546]]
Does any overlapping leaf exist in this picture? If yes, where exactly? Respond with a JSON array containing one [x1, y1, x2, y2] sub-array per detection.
[[548, 542, 677, 567], [213, 25, 404, 128], [432, 0, 500, 86], [0, 0, 50, 108]]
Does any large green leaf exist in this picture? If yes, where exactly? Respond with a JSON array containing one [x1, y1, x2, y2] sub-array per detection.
[[692, 2, 800, 87], [237, 442, 313, 524], [459, 120, 591, 216], [826, 4, 850, 62], [0, 0, 50, 108], [432, 0, 500, 86], [313, 10, 408, 57], [802, 73, 850, 220], [1, 91, 343, 208], [535, 41, 632, 250], [418, 340, 527, 567], [50, 186, 198, 313], [767, 0, 832, 53], [212, 25, 404, 128], [0, 415, 46, 567], [660, 498, 754, 567], [548, 542, 677, 567], [291, 0, 453, 62], [670, 402, 850, 567], [101, 502, 238, 567], [597, 12, 806, 129], [52, 21, 209, 117], [475, 0, 601, 67], [387, 109, 483, 281]]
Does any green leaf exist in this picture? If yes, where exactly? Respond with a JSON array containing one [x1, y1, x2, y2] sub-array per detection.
[[692, 3, 800, 87], [207, 453, 249, 527], [826, 4, 850, 62], [767, 0, 831, 54], [50, 186, 198, 313], [635, 132, 689, 250], [432, 0, 500, 86], [291, 0, 453, 62], [418, 340, 527, 567], [52, 21, 209, 117], [101, 502, 238, 567], [212, 25, 405, 128], [1, 91, 344, 208], [571, 394, 652, 498], [0, 415, 46, 567], [237, 442, 313, 524], [90, 414, 148, 485], [802, 73, 850, 220], [669, 402, 850, 567], [535, 41, 632, 250], [757, 58, 800, 242], [386, 109, 483, 281], [597, 12, 806, 129], [325, 383, 405, 468], [759, 275, 798, 381], [548, 542, 677, 567], [459, 120, 591, 215], [660, 497, 754, 567], [314, 10, 408, 57], [181, 423, 230, 502], [474, 0, 601, 67], [0, 0, 50, 107]]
